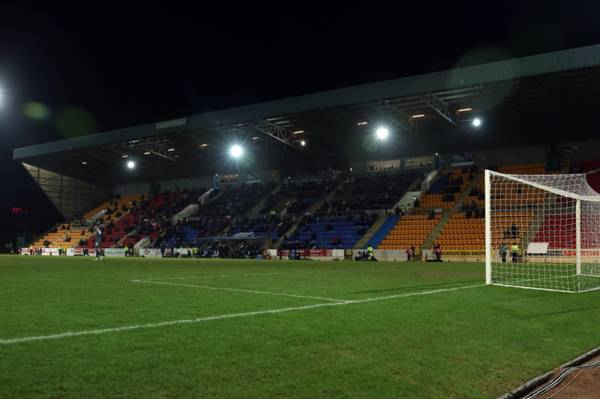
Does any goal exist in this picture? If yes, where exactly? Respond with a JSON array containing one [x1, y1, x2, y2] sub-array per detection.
[[485, 169, 600, 293]]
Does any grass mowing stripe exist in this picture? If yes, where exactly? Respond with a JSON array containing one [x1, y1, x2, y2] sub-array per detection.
[[130, 279, 348, 302], [0, 283, 484, 345]]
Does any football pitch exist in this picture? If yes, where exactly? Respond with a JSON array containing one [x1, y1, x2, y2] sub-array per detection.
[[1, 257, 600, 398]]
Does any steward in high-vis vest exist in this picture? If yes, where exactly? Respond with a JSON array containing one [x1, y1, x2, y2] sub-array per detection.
[[366, 246, 378, 261], [510, 243, 520, 263]]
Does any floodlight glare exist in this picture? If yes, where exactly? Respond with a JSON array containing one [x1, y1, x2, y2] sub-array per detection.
[[300, 140, 306, 147], [472, 117, 482, 127], [375, 126, 390, 140], [229, 144, 244, 159], [126, 160, 136, 169]]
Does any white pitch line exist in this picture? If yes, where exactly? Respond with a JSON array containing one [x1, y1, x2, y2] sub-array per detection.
[[146, 272, 283, 281], [131, 279, 348, 303], [0, 284, 484, 345]]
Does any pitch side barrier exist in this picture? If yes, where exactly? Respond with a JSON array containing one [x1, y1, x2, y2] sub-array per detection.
[[20, 247, 415, 261]]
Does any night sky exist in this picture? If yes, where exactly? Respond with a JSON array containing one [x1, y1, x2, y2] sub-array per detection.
[[1, 1, 600, 243]]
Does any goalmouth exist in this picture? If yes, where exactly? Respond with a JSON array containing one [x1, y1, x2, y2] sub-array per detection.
[[485, 169, 600, 293]]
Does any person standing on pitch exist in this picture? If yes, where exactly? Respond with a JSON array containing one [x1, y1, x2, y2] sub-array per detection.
[[510, 242, 520, 263], [367, 245, 377, 261], [499, 243, 508, 263], [94, 224, 104, 261]]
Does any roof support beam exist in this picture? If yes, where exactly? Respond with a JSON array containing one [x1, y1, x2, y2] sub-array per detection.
[[375, 102, 417, 136], [423, 92, 457, 125], [245, 119, 297, 149], [143, 146, 178, 162]]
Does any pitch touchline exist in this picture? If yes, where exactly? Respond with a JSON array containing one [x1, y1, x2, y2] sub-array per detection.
[[0, 284, 484, 345]]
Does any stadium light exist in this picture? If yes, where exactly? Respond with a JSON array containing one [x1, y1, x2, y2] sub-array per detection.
[[229, 144, 244, 159], [375, 126, 390, 141], [472, 117, 482, 127], [126, 160, 136, 169]]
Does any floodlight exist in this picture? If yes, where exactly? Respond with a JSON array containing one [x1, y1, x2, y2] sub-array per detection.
[[375, 126, 390, 140], [472, 117, 482, 127], [229, 144, 244, 159], [300, 140, 306, 147], [126, 160, 136, 169]]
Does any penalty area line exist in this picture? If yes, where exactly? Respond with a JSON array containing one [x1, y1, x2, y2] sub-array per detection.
[[130, 279, 348, 303], [145, 272, 284, 281], [0, 284, 484, 345]]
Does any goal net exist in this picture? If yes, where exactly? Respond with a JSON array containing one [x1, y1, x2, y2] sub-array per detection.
[[485, 169, 600, 293]]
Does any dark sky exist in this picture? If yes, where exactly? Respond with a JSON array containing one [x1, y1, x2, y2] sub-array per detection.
[[2, 1, 600, 241]]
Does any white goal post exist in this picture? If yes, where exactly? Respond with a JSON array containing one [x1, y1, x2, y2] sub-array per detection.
[[485, 169, 600, 293]]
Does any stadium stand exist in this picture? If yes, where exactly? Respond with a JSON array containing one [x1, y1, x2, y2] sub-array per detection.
[[367, 215, 400, 248], [160, 182, 273, 248], [227, 214, 295, 241], [118, 188, 206, 248], [435, 163, 551, 256], [33, 224, 91, 249], [436, 213, 484, 252], [378, 213, 441, 251], [285, 214, 376, 249], [282, 171, 420, 249], [31, 161, 573, 258], [34, 194, 142, 249], [90, 194, 145, 247], [260, 179, 330, 216], [376, 166, 477, 253], [327, 172, 418, 214], [417, 166, 476, 211], [497, 163, 546, 174]]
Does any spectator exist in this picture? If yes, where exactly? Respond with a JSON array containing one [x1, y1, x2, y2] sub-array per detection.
[[511, 223, 519, 238]]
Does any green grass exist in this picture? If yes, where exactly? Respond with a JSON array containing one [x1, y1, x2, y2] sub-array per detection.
[[1, 256, 599, 398]]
